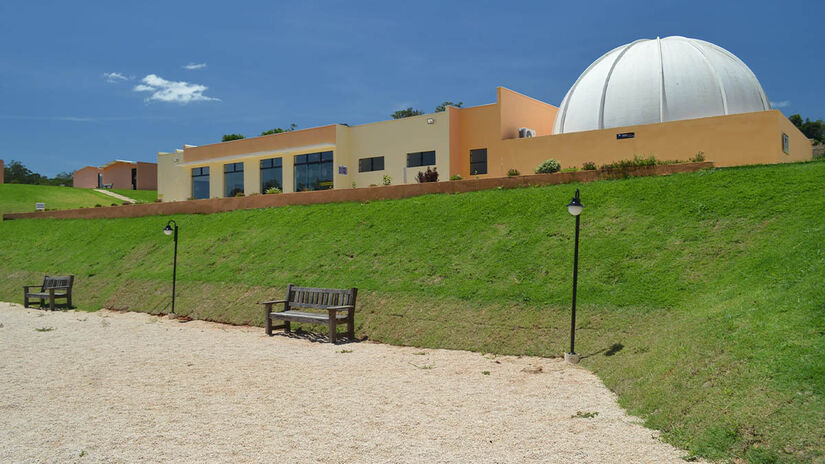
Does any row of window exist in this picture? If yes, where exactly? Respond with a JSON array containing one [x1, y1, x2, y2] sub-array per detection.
[[190, 148, 489, 198]]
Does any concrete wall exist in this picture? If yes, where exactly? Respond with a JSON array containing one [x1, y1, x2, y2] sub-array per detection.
[[340, 111, 451, 187], [157, 152, 188, 202], [73, 166, 101, 188], [101, 162, 134, 189], [4, 162, 712, 221], [136, 162, 158, 190]]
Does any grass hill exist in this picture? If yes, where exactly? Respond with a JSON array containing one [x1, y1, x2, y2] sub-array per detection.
[[0, 184, 118, 215], [1, 161, 823, 463]]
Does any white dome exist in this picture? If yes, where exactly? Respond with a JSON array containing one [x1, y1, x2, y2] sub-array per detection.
[[553, 36, 770, 134]]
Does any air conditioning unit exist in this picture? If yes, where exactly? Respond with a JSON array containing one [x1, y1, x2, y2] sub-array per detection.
[[518, 127, 536, 138]]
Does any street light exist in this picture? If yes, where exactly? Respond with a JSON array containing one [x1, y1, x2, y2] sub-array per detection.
[[163, 219, 178, 315], [565, 189, 583, 364]]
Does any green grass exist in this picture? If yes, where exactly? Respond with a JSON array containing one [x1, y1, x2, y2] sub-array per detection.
[[0, 184, 114, 215], [107, 189, 157, 203], [1, 161, 824, 463]]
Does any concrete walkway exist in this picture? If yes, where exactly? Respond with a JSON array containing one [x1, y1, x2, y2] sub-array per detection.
[[0, 302, 697, 463], [94, 188, 136, 204]]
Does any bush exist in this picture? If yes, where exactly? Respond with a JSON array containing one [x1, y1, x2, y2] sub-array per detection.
[[382, 175, 392, 186], [507, 169, 520, 177], [600, 154, 657, 170], [582, 161, 597, 170], [690, 151, 706, 162], [449, 174, 463, 181], [560, 167, 579, 173], [264, 186, 282, 194], [535, 159, 561, 174], [234, 191, 245, 197], [416, 167, 439, 183], [94, 204, 102, 208]]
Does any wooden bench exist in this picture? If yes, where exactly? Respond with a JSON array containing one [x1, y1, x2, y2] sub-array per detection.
[[23, 275, 74, 310], [262, 284, 357, 343]]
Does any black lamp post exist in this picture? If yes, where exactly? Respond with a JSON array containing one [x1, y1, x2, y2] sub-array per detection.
[[566, 189, 583, 363], [163, 219, 179, 315]]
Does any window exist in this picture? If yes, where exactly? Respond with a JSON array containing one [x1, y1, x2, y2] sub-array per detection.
[[260, 157, 283, 192], [192, 167, 210, 199], [224, 162, 244, 197], [782, 133, 789, 154], [470, 148, 487, 175], [294, 151, 333, 191], [407, 150, 436, 168], [358, 156, 385, 172]]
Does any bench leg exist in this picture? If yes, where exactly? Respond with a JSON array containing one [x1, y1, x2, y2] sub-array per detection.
[[328, 313, 337, 344], [40, 298, 45, 309], [284, 320, 290, 333], [23, 291, 29, 309], [347, 311, 355, 340], [67, 292, 72, 309], [49, 289, 55, 311], [264, 303, 272, 336]]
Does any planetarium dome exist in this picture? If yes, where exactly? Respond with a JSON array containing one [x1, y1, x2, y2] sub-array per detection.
[[552, 36, 771, 134]]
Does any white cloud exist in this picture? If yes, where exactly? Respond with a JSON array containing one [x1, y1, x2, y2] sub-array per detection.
[[771, 100, 791, 108], [133, 74, 220, 104], [183, 62, 207, 70], [102, 72, 128, 83]]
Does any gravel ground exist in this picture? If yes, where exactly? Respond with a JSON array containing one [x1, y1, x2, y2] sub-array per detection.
[[0, 302, 694, 463]]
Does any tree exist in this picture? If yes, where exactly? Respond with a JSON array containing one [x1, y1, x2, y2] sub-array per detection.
[[261, 123, 297, 136], [435, 101, 462, 112], [3, 160, 72, 185], [222, 133, 245, 142], [391, 107, 423, 119], [789, 114, 824, 144]]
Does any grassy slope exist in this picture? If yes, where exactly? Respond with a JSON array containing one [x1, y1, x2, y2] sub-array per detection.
[[0, 184, 117, 215], [0, 161, 823, 463], [108, 188, 157, 203]]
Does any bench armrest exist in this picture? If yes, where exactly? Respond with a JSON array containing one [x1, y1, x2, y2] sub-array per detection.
[[23, 285, 41, 291], [327, 305, 355, 311], [261, 299, 288, 305]]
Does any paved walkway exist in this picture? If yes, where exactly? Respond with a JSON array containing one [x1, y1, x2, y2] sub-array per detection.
[[94, 188, 136, 204], [0, 302, 695, 463]]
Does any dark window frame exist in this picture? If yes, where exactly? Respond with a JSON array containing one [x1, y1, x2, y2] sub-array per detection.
[[358, 156, 385, 172], [223, 162, 244, 197], [260, 157, 283, 192], [470, 148, 487, 175], [294, 150, 334, 192], [191, 166, 210, 199], [407, 150, 436, 168]]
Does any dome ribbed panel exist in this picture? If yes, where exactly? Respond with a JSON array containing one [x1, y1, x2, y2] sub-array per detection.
[[553, 36, 770, 134]]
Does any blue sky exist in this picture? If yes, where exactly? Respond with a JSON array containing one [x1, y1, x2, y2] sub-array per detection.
[[1, 0, 821, 177]]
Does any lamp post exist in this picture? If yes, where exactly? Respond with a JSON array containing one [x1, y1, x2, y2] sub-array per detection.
[[163, 220, 178, 315], [565, 189, 583, 364]]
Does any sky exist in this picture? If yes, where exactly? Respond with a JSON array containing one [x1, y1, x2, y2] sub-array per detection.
[[1, 0, 822, 177]]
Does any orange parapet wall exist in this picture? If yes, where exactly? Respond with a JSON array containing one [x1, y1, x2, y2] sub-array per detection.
[[182, 125, 338, 163]]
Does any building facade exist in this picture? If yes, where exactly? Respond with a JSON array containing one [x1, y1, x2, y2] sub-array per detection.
[[157, 37, 812, 203], [74, 160, 157, 190]]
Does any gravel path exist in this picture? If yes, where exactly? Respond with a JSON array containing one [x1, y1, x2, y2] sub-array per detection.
[[0, 302, 693, 463]]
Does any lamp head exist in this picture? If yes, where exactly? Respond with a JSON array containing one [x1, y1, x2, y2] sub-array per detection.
[[567, 189, 583, 216], [163, 225, 173, 235]]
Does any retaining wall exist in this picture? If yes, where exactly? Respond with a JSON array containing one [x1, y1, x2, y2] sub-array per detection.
[[3, 162, 712, 221]]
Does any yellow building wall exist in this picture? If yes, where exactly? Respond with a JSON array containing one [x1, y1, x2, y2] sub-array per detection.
[[157, 152, 189, 202], [777, 114, 813, 163], [340, 112, 451, 187]]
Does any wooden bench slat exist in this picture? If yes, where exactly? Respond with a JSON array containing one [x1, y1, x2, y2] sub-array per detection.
[[262, 284, 357, 343]]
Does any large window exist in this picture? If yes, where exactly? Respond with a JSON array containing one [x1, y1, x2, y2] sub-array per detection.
[[260, 157, 283, 192], [224, 162, 244, 197], [470, 148, 487, 175], [192, 167, 210, 199], [407, 150, 436, 168], [294, 151, 333, 191], [358, 156, 385, 172]]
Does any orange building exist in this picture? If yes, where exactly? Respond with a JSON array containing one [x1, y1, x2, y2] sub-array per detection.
[[73, 160, 157, 190], [156, 36, 812, 202]]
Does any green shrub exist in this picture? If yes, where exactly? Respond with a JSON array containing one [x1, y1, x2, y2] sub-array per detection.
[[264, 187, 281, 195], [449, 174, 463, 181], [507, 169, 520, 177], [535, 159, 561, 174], [582, 161, 597, 170], [382, 175, 392, 186], [416, 167, 439, 183], [600, 154, 658, 170], [690, 151, 706, 162], [234, 191, 245, 197]]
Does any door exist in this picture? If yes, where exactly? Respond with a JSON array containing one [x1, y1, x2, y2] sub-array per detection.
[[131, 168, 137, 190]]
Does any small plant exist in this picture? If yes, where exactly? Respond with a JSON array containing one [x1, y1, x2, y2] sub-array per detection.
[[337, 349, 353, 354], [482, 370, 491, 375], [409, 362, 435, 370], [535, 159, 561, 174], [351, 181, 357, 189], [79, 450, 87, 457], [35, 327, 55, 332], [110, 203, 118, 206], [234, 191, 245, 197], [121, 201, 130, 205], [94, 204, 102, 208], [412, 351, 427, 355], [264, 186, 282, 194], [507, 168, 520, 177], [582, 161, 597, 170], [690, 151, 706, 162], [449, 174, 463, 181], [560, 167, 579, 173], [416, 167, 439, 183], [154, 198, 162, 203], [572, 411, 599, 419], [382, 175, 392, 186]]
